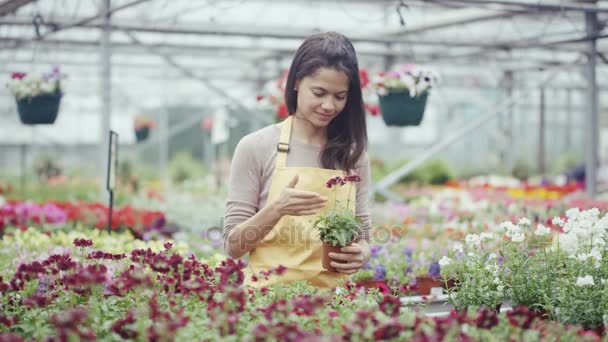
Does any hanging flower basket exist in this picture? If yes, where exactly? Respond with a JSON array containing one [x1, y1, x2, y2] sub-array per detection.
[[379, 91, 428, 127], [134, 127, 150, 143], [16, 93, 62, 125]]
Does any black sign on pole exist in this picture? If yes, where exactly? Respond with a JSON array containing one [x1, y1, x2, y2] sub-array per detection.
[[106, 130, 119, 233]]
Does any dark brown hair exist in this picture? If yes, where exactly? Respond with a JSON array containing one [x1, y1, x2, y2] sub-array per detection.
[[284, 32, 367, 172]]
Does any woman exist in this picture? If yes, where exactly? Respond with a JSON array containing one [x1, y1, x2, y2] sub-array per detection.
[[223, 32, 371, 289]]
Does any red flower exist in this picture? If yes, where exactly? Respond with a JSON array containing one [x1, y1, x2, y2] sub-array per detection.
[[359, 69, 370, 89], [11, 72, 26, 80], [276, 103, 289, 119]]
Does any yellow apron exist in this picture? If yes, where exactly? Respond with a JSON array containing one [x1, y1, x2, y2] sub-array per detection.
[[244, 115, 355, 289]]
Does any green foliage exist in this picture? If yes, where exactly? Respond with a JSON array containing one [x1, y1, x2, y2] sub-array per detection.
[[169, 151, 206, 184], [550, 152, 583, 176], [314, 211, 360, 247], [512, 159, 533, 180], [371, 158, 455, 185]]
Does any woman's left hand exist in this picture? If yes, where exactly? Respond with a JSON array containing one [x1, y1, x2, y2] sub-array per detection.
[[328, 240, 371, 275]]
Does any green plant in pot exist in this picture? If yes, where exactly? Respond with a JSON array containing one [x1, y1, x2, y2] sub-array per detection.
[[314, 175, 361, 272]]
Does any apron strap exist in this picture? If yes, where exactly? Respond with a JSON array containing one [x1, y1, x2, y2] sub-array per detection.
[[276, 115, 293, 168]]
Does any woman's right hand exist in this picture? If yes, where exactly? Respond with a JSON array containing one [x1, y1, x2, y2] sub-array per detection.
[[270, 175, 327, 217]]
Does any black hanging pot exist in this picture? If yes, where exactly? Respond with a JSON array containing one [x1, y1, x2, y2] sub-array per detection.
[[135, 127, 150, 142], [16, 93, 62, 125], [379, 90, 429, 127]]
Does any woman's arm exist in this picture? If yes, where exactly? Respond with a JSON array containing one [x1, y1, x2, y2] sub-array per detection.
[[225, 175, 327, 259], [225, 201, 283, 259]]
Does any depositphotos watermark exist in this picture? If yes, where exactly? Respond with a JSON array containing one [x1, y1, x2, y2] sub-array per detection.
[[203, 220, 400, 251]]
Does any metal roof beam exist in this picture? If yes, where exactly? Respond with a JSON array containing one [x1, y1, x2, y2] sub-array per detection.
[[0, 0, 34, 17], [440, 0, 608, 13]]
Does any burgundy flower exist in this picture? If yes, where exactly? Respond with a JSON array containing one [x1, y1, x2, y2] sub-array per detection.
[[111, 309, 138, 339], [0, 313, 17, 328], [475, 307, 499, 329], [506, 305, 539, 330], [73, 238, 93, 247], [378, 295, 401, 317], [373, 321, 403, 340]]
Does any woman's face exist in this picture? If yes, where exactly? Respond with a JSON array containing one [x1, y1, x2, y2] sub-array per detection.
[[294, 67, 349, 128]]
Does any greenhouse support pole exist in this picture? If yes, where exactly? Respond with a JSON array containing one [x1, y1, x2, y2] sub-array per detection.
[[539, 86, 546, 175], [585, 8, 599, 198], [160, 107, 169, 189], [99, 0, 112, 199], [565, 88, 572, 151]]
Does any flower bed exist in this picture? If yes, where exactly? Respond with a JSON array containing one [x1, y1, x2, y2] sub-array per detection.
[[441, 208, 608, 332], [0, 199, 175, 240], [0, 229, 602, 341]]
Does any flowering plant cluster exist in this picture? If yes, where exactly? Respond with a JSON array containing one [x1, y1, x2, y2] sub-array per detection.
[[315, 175, 362, 247], [6, 67, 65, 100], [133, 115, 156, 130], [0, 227, 603, 340], [0, 199, 174, 240], [440, 208, 608, 331], [369, 64, 438, 98]]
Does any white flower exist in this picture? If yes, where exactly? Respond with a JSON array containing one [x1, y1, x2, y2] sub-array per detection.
[[575, 275, 595, 287], [335, 287, 344, 295], [500, 221, 516, 232], [480, 232, 494, 241], [488, 253, 497, 260], [518, 218, 531, 226], [451, 243, 464, 254], [534, 224, 551, 236], [552, 217, 565, 227], [377, 87, 388, 96], [511, 233, 525, 242], [465, 234, 481, 248], [438, 256, 452, 267], [559, 233, 579, 256], [493, 277, 501, 285], [497, 285, 505, 292], [566, 208, 581, 220]]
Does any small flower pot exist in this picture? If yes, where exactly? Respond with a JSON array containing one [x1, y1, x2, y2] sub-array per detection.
[[415, 276, 445, 296], [135, 127, 150, 142], [322, 242, 348, 272], [379, 91, 428, 127], [16, 93, 62, 125]]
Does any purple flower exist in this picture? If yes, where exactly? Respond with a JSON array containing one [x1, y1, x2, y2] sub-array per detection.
[[402, 247, 413, 261], [370, 245, 381, 258], [428, 261, 441, 278], [373, 265, 386, 281]]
